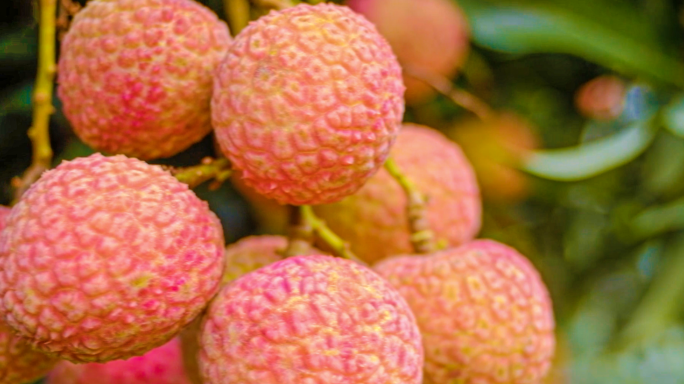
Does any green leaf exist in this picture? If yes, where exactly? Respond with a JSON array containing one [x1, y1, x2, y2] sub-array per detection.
[[521, 120, 658, 181], [662, 95, 684, 138], [630, 198, 684, 239], [458, 2, 684, 87]]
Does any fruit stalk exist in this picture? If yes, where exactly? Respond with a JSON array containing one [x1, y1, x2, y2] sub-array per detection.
[[300, 205, 365, 264], [12, 0, 56, 204], [171, 157, 233, 189], [225, 0, 249, 34], [384, 157, 436, 254], [250, 0, 294, 10], [403, 64, 494, 121]]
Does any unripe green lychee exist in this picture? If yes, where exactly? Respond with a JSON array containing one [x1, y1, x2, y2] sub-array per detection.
[[58, 0, 232, 160], [0, 154, 226, 363], [374, 240, 555, 383], [199, 254, 424, 384], [212, 3, 405, 205], [314, 124, 481, 264], [46, 338, 191, 384], [180, 236, 323, 384], [230, 172, 290, 235], [348, 0, 470, 104], [0, 206, 58, 384]]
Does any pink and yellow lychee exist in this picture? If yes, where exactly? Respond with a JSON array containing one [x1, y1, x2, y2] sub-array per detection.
[[575, 75, 626, 120], [314, 124, 481, 264], [0, 154, 226, 363], [212, 3, 405, 205], [0, 205, 58, 384], [446, 112, 539, 202], [58, 0, 232, 160], [374, 240, 555, 383], [348, 0, 470, 104], [199, 254, 424, 384], [180, 235, 324, 384], [46, 338, 191, 384]]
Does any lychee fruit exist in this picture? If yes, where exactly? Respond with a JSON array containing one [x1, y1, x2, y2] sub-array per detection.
[[58, 0, 233, 160], [199, 254, 424, 384], [575, 75, 626, 120], [447, 112, 539, 202], [180, 235, 324, 384], [314, 124, 481, 264], [0, 153, 226, 363], [374, 239, 556, 383], [0, 206, 58, 384], [212, 3, 405, 205], [46, 337, 191, 384], [348, 0, 470, 104], [0, 207, 9, 225]]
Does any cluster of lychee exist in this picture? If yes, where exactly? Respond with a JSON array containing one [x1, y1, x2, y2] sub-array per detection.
[[1, 0, 556, 383]]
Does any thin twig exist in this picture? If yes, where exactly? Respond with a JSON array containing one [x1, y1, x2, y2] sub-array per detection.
[[224, 0, 250, 35], [250, 0, 295, 11], [384, 157, 435, 254], [299, 205, 366, 265], [12, 0, 57, 205], [169, 157, 233, 189], [403, 64, 495, 122]]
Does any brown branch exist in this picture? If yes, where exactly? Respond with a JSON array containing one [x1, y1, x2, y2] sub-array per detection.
[[12, 0, 58, 205], [403, 64, 495, 122]]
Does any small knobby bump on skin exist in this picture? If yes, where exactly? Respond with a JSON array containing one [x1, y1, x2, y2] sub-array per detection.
[[374, 240, 556, 383], [198, 254, 424, 384], [57, 0, 233, 160], [0, 154, 226, 363], [212, 3, 405, 205], [314, 124, 482, 264]]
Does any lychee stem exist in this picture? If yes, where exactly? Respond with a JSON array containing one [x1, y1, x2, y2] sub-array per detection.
[[403, 64, 495, 122], [250, 0, 295, 11], [225, 0, 250, 35], [384, 157, 436, 254], [170, 157, 233, 189], [11, 0, 57, 205], [298, 205, 366, 265]]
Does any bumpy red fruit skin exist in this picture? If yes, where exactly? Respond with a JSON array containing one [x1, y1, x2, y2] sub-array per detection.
[[348, 0, 470, 104], [58, 0, 232, 160], [314, 124, 481, 264], [180, 236, 323, 384], [199, 255, 423, 384], [374, 240, 555, 383], [0, 206, 58, 384], [212, 3, 405, 205], [0, 154, 226, 363], [47, 338, 191, 384]]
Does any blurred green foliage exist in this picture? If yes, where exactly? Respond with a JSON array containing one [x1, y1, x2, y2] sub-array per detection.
[[4, 0, 684, 383]]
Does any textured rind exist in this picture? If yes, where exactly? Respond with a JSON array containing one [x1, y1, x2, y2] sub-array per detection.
[[314, 124, 481, 264], [58, 0, 232, 160], [212, 3, 405, 205], [348, 0, 470, 104], [0, 154, 226, 363], [199, 254, 424, 384], [0, 321, 57, 384], [374, 240, 556, 383], [1, 205, 58, 384], [46, 338, 191, 384], [180, 236, 323, 384]]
